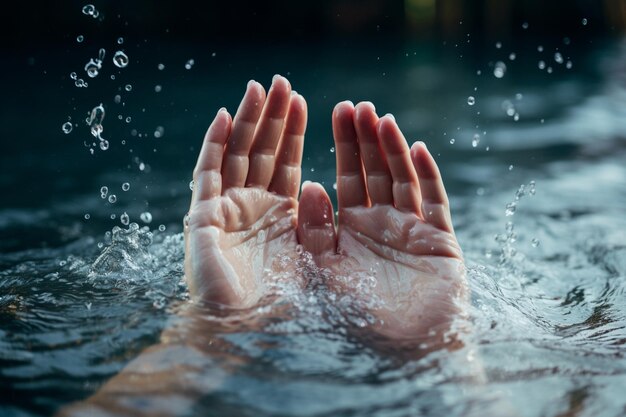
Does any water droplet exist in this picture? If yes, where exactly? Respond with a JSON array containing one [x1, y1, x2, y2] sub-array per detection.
[[113, 51, 129, 68], [509, 52, 516, 61], [449, 138, 455, 144], [471, 134, 480, 147], [157, 63, 165, 70], [154, 85, 162, 93], [582, 18, 588, 26], [117, 37, 124, 44], [189, 180, 194, 191], [185, 59, 195, 70], [82, 4, 95, 16], [108, 194, 117, 203], [554, 52, 564, 64], [122, 182, 130, 191], [505, 202, 516, 216], [531, 238, 540, 247], [100, 186, 108, 198], [493, 61, 506, 78], [140, 212, 153, 224], [467, 96, 475, 105], [158, 224, 166, 232], [120, 212, 130, 226], [76, 35, 84, 43], [125, 84, 132, 92], [84, 58, 101, 78], [62, 122, 73, 134], [84, 213, 90, 220]]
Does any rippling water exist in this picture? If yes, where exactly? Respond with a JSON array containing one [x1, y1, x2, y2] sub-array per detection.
[[1, 24, 626, 417]]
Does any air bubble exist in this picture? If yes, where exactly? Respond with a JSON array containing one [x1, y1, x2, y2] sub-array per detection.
[[154, 85, 162, 93], [189, 180, 194, 190], [117, 37, 124, 44], [467, 96, 475, 105], [88, 103, 105, 138], [84, 213, 90, 220], [76, 35, 84, 43], [62, 122, 73, 134], [158, 224, 166, 232], [582, 18, 588, 26], [538, 60, 546, 70], [495, 42, 502, 49], [185, 59, 195, 69], [122, 182, 130, 191], [157, 63, 165, 70], [125, 84, 132, 92], [113, 51, 129, 68], [108, 194, 117, 203], [522, 22, 529, 29], [154, 126, 164, 138], [330, 146, 335, 153], [99, 140, 109, 150], [509, 52, 516, 61], [120, 212, 129, 226], [100, 186, 108, 198], [449, 138, 455, 144], [531, 238, 540, 247], [125, 116, 131, 123], [140, 212, 153, 224]]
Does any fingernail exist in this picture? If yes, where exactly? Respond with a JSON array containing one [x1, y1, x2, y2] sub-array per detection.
[[247, 79, 256, 88], [272, 74, 282, 83], [291, 90, 298, 96], [301, 180, 312, 192], [384, 113, 395, 121], [217, 107, 227, 114]]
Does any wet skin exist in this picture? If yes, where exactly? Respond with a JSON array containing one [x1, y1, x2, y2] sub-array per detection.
[[186, 77, 469, 346]]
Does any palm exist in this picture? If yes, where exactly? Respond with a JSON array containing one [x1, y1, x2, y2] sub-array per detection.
[[185, 77, 307, 308], [187, 189, 298, 307], [297, 101, 468, 347], [330, 206, 465, 339]]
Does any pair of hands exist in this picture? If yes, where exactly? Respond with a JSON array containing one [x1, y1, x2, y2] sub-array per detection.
[[184, 75, 467, 342]]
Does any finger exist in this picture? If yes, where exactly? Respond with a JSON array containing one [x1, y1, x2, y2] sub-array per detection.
[[221, 80, 266, 190], [377, 115, 422, 216], [410, 142, 453, 233], [333, 101, 368, 209], [269, 93, 307, 198], [246, 75, 292, 189], [353, 102, 393, 205], [192, 108, 232, 203], [297, 182, 337, 264]]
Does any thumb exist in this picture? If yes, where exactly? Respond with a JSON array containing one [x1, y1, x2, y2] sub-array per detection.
[[297, 181, 337, 263]]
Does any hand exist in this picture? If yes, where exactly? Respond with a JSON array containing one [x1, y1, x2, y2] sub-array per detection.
[[184, 76, 307, 309], [297, 101, 468, 349]]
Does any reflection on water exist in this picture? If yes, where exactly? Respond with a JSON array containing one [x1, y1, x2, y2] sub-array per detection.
[[1, 18, 626, 417]]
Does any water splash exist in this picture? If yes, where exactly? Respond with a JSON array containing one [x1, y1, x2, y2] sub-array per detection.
[[90, 223, 153, 275]]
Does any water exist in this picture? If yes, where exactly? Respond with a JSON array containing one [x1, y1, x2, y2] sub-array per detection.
[[2, 21, 626, 417]]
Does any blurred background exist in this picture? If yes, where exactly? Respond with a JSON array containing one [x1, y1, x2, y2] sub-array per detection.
[[0, 0, 625, 250]]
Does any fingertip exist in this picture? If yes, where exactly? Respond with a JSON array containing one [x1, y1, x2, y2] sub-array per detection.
[[271, 74, 291, 93]]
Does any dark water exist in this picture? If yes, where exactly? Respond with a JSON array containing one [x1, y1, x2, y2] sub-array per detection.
[[1, 21, 626, 417]]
